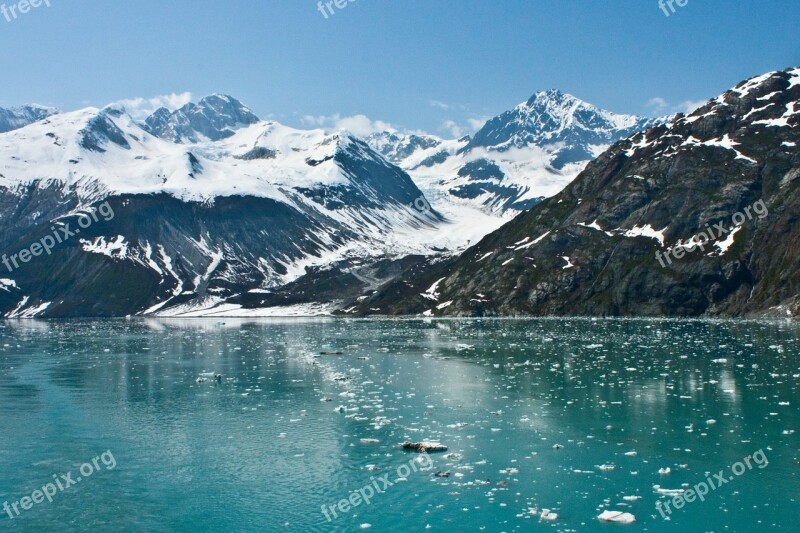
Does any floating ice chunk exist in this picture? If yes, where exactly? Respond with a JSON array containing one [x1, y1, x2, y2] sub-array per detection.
[[540, 509, 558, 521], [658, 467, 671, 475], [653, 485, 684, 496], [402, 441, 448, 453], [598, 510, 636, 524]]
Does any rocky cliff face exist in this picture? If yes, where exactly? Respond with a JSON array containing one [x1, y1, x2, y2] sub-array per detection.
[[354, 68, 800, 319]]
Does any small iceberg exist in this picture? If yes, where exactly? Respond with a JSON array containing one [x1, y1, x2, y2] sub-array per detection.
[[402, 441, 448, 453], [598, 510, 636, 524], [653, 485, 685, 496]]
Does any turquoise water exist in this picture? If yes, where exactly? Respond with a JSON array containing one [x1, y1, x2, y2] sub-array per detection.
[[0, 318, 798, 532]]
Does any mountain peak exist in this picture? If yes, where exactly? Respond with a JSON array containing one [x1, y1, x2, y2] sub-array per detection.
[[143, 94, 260, 143], [525, 88, 575, 106], [0, 104, 58, 133], [465, 89, 660, 157]]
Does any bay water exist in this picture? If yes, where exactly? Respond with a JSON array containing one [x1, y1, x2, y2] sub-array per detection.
[[0, 318, 797, 531]]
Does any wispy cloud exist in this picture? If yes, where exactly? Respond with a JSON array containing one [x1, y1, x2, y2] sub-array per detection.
[[300, 113, 395, 137], [114, 92, 193, 120], [647, 96, 707, 116], [438, 116, 490, 139], [428, 99, 450, 110], [439, 119, 464, 138]]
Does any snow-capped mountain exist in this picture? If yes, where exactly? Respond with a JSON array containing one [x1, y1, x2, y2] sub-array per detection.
[[144, 94, 261, 143], [368, 90, 663, 216], [0, 96, 453, 317], [356, 67, 800, 319], [0, 104, 57, 133], [465, 89, 660, 157], [0, 90, 663, 318], [368, 131, 449, 164]]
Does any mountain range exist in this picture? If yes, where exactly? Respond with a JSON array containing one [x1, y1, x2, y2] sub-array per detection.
[[3, 67, 797, 319], [368, 90, 663, 214], [353, 67, 800, 319]]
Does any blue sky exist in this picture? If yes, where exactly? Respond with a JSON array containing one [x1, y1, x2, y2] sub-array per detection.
[[1, 0, 798, 138]]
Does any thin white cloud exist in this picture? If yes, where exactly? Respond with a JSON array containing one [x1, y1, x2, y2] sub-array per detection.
[[300, 113, 395, 137], [114, 92, 193, 120], [647, 96, 707, 116], [438, 116, 490, 139], [646, 97, 670, 114], [429, 99, 450, 110], [440, 119, 464, 138]]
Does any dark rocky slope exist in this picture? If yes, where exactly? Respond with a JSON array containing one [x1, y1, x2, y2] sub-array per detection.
[[352, 68, 800, 318]]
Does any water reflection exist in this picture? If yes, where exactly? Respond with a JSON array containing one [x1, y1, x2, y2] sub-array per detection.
[[0, 318, 797, 532]]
